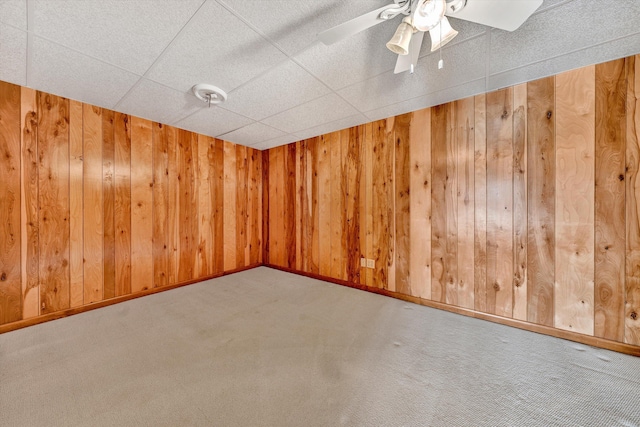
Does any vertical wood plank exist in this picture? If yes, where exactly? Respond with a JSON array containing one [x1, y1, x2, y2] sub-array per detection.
[[372, 120, 390, 289], [102, 109, 115, 300], [268, 146, 284, 267], [114, 113, 131, 296], [153, 123, 170, 286], [178, 130, 197, 281], [361, 125, 374, 288], [20, 87, 39, 319], [83, 104, 103, 304], [261, 145, 269, 265], [213, 139, 225, 273], [486, 88, 514, 318], [318, 135, 332, 276], [555, 66, 596, 335], [295, 141, 303, 271], [285, 143, 297, 269], [0, 82, 22, 324], [196, 134, 214, 277], [512, 84, 528, 321], [346, 126, 362, 284], [395, 114, 411, 295], [626, 55, 640, 345], [309, 138, 320, 274], [409, 108, 431, 299], [130, 117, 153, 293], [300, 141, 309, 272], [474, 94, 488, 312], [386, 119, 396, 292], [527, 76, 556, 326], [236, 145, 248, 268], [167, 126, 179, 284], [38, 93, 70, 313], [223, 141, 237, 271], [249, 149, 261, 265], [68, 100, 83, 308], [456, 98, 475, 309], [431, 105, 448, 301], [595, 59, 626, 341], [330, 131, 344, 280]]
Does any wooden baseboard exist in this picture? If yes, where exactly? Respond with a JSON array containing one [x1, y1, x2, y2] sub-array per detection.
[[265, 264, 640, 357], [0, 264, 260, 335]]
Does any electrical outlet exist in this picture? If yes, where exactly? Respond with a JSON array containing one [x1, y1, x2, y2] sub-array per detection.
[[366, 259, 375, 269], [360, 257, 366, 267]]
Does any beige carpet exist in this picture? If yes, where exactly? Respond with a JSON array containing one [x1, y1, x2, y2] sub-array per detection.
[[1, 267, 639, 426]]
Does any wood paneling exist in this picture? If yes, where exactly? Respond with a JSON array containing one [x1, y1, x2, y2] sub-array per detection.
[[130, 117, 153, 293], [595, 59, 627, 341], [527, 76, 555, 327], [103, 109, 116, 300], [394, 114, 411, 295], [512, 84, 528, 321], [285, 144, 297, 269], [262, 55, 640, 353], [486, 88, 513, 318], [0, 82, 21, 324], [626, 55, 640, 345], [83, 104, 103, 304], [555, 66, 595, 335], [409, 109, 432, 299], [20, 87, 39, 319], [114, 113, 131, 297], [38, 92, 70, 314], [1, 83, 262, 332]]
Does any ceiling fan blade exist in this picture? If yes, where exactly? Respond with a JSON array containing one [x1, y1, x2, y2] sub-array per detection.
[[394, 31, 424, 74], [447, 0, 543, 32], [318, 4, 402, 45]]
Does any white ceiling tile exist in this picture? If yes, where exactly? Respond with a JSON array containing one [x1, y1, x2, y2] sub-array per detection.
[[489, 31, 640, 92], [223, 60, 330, 121], [262, 93, 360, 134], [116, 79, 203, 125], [338, 35, 486, 113], [250, 134, 301, 150], [32, 0, 205, 75], [146, 0, 286, 93], [30, 37, 139, 109], [490, 0, 640, 75], [218, 0, 391, 55], [174, 106, 253, 138], [0, 25, 26, 86], [219, 122, 285, 146], [364, 78, 486, 122], [294, 113, 369, 141], [0, 0, 26, 30]]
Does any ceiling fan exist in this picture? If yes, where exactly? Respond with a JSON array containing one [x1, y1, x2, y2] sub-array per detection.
[[317, 0, 543, 74]]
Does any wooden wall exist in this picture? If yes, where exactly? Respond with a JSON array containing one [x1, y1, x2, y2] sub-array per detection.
[[265, 54, 640, 348], [0, 82, 261, 327]]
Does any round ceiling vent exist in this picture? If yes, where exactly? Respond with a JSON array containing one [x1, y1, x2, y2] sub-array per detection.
[[192, 83, 227, 106]]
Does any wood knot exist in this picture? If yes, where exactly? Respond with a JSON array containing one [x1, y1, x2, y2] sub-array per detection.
[[493, 282, 500, 291], [632, 311, 638, 320], [619, 174, 624, 181], [546, 111, 553, 119], [0, 272, 6, 281]]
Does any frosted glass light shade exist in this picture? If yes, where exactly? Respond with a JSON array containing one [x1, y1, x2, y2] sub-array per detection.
[[429, 17, 458, 51]]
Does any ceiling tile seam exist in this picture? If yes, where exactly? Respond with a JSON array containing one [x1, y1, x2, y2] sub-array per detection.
[[215, 0, 296, 59], [487, 28, 640, 80], [169, 104, 258, 134], [216, 121, 284, 139], [362, 77, 486, 118], [25, 0, 34, 87], [248, 91, 337, 126], [112, 0, 210, 111], [533, 0, 576, 15], [304, 29, 488, 98]]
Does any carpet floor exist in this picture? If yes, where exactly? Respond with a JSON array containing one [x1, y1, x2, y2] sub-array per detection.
[[1, 267, 639, 426]]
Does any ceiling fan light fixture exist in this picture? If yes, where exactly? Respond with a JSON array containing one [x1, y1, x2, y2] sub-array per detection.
[[429, 16, 458, 51], [386, 17, 415, 55], [412, 0, 446, 32]]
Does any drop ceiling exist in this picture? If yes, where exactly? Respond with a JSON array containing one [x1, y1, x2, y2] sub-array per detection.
[[0, 0, 639, 150]]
